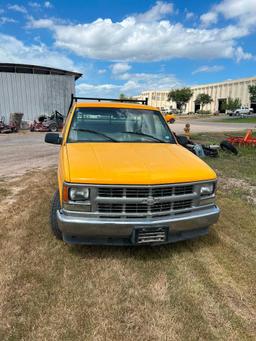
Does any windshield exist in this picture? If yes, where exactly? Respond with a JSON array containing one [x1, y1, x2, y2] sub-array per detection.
[[67, 107, 175, 143]]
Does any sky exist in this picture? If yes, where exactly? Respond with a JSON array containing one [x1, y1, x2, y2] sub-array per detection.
[[0, 0, 255, 97]]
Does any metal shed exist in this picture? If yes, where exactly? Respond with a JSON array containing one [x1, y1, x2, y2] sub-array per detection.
[[0, 63, 82, 122]]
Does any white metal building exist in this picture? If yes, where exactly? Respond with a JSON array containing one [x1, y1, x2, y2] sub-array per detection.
[[136, 76, 256, 113], [0, 63, 82, 121]]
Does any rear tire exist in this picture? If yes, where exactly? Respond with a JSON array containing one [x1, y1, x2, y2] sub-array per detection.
[[220, 140, 238, 155], [50, 190, 63, 240]]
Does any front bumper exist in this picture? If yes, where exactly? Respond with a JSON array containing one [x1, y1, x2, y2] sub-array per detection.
[[57, 205, 220, 245]]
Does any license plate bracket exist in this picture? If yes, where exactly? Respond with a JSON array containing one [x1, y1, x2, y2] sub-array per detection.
[[133, 226, 169, 244]]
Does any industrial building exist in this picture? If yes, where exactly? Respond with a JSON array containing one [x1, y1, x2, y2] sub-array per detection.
[[0, 63, 82, 122], [136, 76, 256, 113]]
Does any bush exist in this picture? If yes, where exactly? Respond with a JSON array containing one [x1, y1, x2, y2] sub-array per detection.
[[198, 110, 211, 115]]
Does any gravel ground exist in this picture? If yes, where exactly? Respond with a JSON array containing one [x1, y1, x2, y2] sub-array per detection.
[[0, 119, 254, 177], [0, 132, 58, 178]]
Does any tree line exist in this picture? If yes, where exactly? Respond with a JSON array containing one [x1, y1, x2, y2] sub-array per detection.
[[167, 85, 256, 113], [120, 84, 256, 113]]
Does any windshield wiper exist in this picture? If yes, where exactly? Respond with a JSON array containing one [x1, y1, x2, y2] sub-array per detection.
[[72, 129, 118, 142], [121, 131, 166, 143]]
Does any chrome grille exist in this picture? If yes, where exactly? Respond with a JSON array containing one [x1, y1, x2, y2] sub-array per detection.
[[97, 200, 193, 216], [98, 185, 193, 198], [96, 184, 195, 218]]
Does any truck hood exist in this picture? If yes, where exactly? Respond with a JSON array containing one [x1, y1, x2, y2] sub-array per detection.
[[65, 143, 216, 184]]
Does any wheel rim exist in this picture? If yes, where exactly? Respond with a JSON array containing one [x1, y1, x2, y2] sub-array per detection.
[[50, 125, 57, 132]]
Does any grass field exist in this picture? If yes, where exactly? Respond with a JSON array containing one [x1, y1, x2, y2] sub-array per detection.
[[0, 134, 256, 340], [218, 117, 256, 124]]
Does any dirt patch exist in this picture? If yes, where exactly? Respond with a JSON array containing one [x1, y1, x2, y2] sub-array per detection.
[[219, 177, 256, 205]]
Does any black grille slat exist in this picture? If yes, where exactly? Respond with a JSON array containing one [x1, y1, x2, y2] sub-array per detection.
[[173, 200, 192, 210], [126, 189, 149, 197], [151, 202, 172, 212], [125, 204, 148, 213], [174, 185, 193, 196], [152, 188, 173, 197], [98, 203, 123, 212], [98, 188, 124, 197]]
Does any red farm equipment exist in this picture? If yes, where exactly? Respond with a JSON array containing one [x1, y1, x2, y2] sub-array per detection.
[[0, 116, 19, 134], [30, 111, 64, 132], [226, 129, 256, 147]]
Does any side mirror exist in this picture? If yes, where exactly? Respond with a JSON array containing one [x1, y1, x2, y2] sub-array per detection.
[[45, 133, 62, 145]]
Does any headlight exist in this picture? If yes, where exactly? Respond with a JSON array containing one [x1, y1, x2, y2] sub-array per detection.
[[69, 187, 90, 201], [200, 183, 214, 196]]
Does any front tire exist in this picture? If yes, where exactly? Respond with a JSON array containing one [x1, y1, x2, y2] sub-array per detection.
[[49, 123, 58, 132], [50, 190, 63, 240]]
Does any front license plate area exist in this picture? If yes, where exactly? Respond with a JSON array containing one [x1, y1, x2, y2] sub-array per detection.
[[133, 226, 169, 244]]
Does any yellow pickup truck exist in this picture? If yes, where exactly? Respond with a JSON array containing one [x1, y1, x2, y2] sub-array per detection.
[[45, 96, 220, 245]]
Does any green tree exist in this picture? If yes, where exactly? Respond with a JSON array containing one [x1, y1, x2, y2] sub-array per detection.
[[119, 93, 126, 100], [248, 85, 256, 103], [196, 93, 213, 110], [167, 88, 193, 112], [223, 97, 241, 112], [119, 93, 133, 101]]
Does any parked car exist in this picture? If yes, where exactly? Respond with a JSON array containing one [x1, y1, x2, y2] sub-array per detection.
[[228, 106, 253, 116], [45, 96, 220, 246]]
